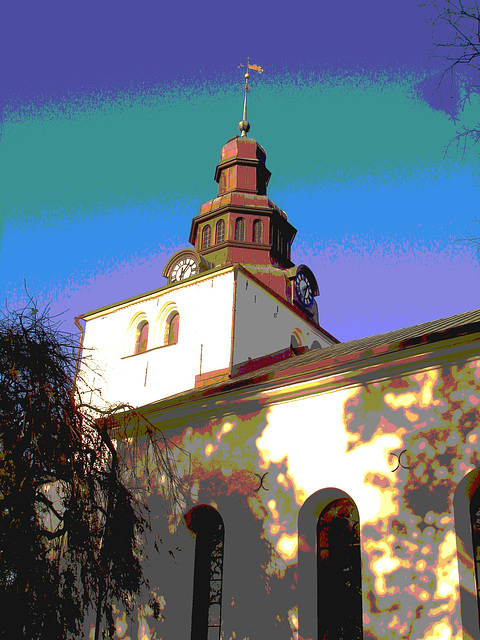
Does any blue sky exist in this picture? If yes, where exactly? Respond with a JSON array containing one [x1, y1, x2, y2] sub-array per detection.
[[1, 0, 479, 342]]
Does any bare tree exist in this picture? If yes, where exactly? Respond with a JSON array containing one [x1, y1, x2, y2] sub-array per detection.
[[0, 300, 189, 639], [430, 0, 480, 152]]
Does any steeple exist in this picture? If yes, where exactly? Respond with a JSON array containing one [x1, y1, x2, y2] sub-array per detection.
[[188, 134, 296, 270], [184, 63, 320, 325], [189, 60, 297, 271]]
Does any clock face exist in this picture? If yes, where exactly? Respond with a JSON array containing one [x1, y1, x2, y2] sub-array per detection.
[[170, 257, 198, 283], [295, 272, 313, 306]]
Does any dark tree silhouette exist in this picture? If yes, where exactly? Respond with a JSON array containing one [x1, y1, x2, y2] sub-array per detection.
[[0, 301, 188, 639]]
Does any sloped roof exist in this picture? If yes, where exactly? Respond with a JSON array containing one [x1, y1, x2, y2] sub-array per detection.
[[207, 307, 480, 395], [132, 307, 480, 420]]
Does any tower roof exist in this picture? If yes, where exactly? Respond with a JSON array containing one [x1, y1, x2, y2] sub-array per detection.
[[188, 132, 296, 272], [182, 63, 320, 325]]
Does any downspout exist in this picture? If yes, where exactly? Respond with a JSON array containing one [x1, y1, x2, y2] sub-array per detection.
[[74, 315, 85, 386]]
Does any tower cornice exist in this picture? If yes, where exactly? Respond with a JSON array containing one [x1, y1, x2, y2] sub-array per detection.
[[189, 200, 294, 246]]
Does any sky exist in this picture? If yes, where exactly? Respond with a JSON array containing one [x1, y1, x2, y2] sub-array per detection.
[[1, 0, 480, 343]]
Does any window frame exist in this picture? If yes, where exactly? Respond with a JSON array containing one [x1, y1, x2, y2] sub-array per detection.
[[317, 498, 363, 640], [202, 225, 212, 249], [185, 505, 225, 640], [253, 219, 263, 244], [164, 310, 180, 346], [134, 320, 149, 355], [235, 217, 245, 242], [215, 219, 225, 244]]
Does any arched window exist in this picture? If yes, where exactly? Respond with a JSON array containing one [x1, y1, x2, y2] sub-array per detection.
[[253, 219, 263, 243], [234, 217, 245, 242], [215, 220, 225, 244], [471, 485, 480, 620], [290, 330, 307, 355], [185, 506, 225, 640], [202, 225, 211, 249], [317, 498, 362, 640], [134, 320, 149, 354], [454, 468, 480, 635], [164, 311, 180, 346]]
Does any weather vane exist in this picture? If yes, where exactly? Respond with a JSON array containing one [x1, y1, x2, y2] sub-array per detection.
[[237, 57, 263, 137]]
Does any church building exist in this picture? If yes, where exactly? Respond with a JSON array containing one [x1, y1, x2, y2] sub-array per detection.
[[77, 70, 480, 640]]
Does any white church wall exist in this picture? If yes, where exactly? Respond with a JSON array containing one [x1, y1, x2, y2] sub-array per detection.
[[78, 269, 236, 408], [100, 347, 480, 640], [255, 358, 480, 640], [232, 270, 334, 367]]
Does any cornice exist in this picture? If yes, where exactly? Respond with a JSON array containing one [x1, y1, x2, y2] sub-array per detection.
[[194, 201, 279, 221], [80, 264, 235, 321]]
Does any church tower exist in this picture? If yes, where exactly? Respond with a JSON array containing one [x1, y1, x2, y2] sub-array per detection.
[[74, 65, 480, 640], [163, 66, 321, 326], [76, 68, 338, 409]]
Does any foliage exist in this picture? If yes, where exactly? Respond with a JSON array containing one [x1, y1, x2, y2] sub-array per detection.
[[0, 303, 149, 639]]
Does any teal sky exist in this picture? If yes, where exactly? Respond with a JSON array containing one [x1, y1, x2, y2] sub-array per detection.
[[1, 3, 480, 342]]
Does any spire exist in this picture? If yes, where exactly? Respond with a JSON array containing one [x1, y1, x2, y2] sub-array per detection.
[[237, 58, 263, 137]]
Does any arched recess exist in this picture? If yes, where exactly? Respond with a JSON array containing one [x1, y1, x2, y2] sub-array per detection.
[[253, 219, 263, 243], [298, 488, 363, 640], [454, 468, 480, 640], [235, 217, 245, 242], [165, 311, 180, 345], [134, 320, 149, 354], [154, 302, 179, 348], [125, 312, 149, 356], [184, 505, 225, 640], [290, 328, 306, 355], [317, 498, 362, 640], [202, 225, 212, 249], [215, 219, 225, 244]]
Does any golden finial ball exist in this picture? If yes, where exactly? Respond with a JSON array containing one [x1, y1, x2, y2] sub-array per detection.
[[238, 120, 251, 134], [245, 72, 250, 79]]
